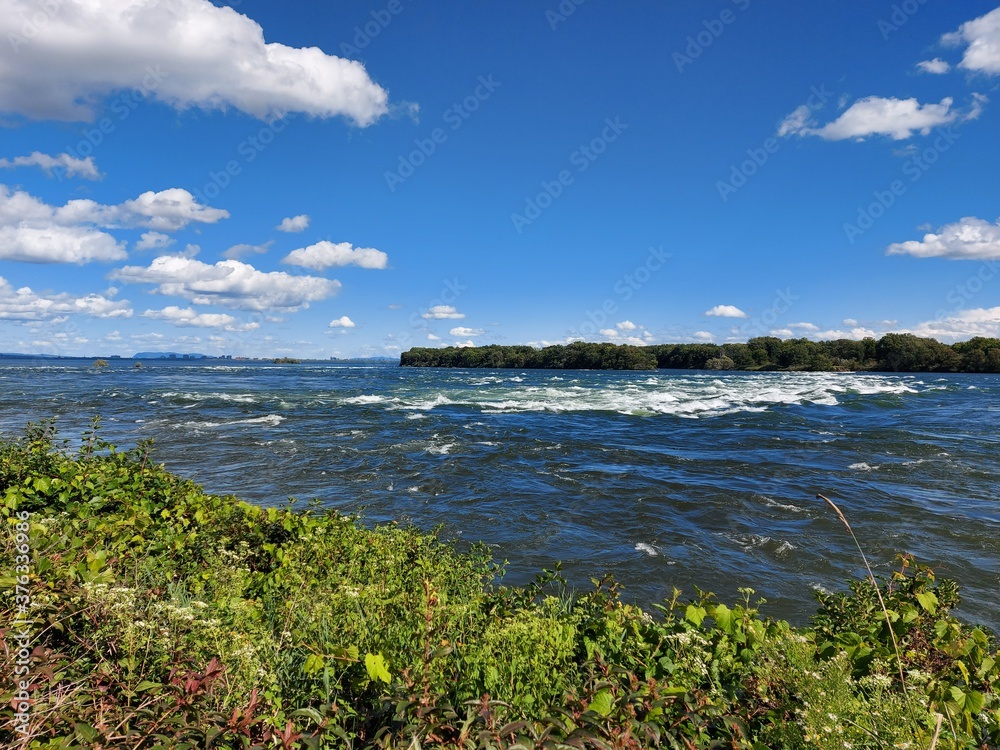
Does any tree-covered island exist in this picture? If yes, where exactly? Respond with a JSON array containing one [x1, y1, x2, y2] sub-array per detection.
[[401, 334, 1000, 373]]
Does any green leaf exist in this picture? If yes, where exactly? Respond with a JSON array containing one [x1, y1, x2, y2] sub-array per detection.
[[685, 604, 707, 627], [365, 652, 391, 684], [713, 603, 734, 634], [915, 590, 938, 614], [589, 688, 613, 717]]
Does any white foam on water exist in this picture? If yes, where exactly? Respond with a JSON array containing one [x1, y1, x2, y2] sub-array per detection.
[[406, 413, 426, 420], [758, 495, 807, 514], [183, 414, 285, 429], [635, 542, 659, 557], [849, 462, 878, 471], [426, 442, 457, 455], [343, 394, 390, 405], [386, 371, 929, 418]]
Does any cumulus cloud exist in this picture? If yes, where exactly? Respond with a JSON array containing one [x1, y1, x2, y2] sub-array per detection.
[[135, 231, 175, 251], [449, 326, 483, 337], [142, 305, 256, 330], [283, 240, 388, 270], [599, 320, 654, 346], [0, 185, 226, 263], [906, 307, 1000, 342], [0, 0, 389, 125], [110, 255, 340, 311], [943, 7, 1000, 75], [277, 214, 310, 233], [886, 216, 1000, 260], [705, 305, 747, 318], [0, 276, 132, 321], [0, 225, 126, 264], [692, 331, 714, 341], [328, 315, 356, 328], [778, 96, 963, 140], [454, 340, 476, 348], [422, 305, 464, 320], [787, 322, 819, 331], [223, 240, 273, 260], [0, 151, 101, 179], [807, 327, 878, 341], [89, 188, 230, 231], [916, 58, 951, 74]]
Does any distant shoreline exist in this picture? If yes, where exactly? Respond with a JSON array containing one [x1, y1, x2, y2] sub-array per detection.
[[400, 333, 1000, 373]]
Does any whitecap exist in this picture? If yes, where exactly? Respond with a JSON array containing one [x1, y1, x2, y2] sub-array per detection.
[[635, 542, 659, 557]]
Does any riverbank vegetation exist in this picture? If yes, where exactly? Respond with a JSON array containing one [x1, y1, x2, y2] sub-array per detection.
[[2, 422, 999, 748], [400, 334, 1000, 373]]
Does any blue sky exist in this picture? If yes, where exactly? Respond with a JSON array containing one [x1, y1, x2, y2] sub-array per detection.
[[1, 0, 999, 358]]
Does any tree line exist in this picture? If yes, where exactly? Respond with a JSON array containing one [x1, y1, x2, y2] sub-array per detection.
[[400, 334, 1000, 373]]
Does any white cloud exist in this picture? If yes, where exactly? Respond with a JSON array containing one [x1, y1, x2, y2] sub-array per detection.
[[779, 96, 959, 140], [787, 322, 819, 331], [810, 327, 878, 341], [692, 330, 714, 341], [0, 151, 101, 179], [916, 58, 951, 74], [329, 315, 356, 328], [599, 320, 654, 346], [426, 333, 440, 341], [0, 185, 226, 263], [98, 188, 230, 231], [135, 231, 175, 251], [110, 255, 340, 311], [0, 0, 389, 125], [449, 326, 483, 337], [422, 305, 464, 320], [0, 276, 132, 320], [223, 240, 273, 260], [705, 304, 747, 318], [283, 240, 388, 270], [944, 7, 1000, 75], [142, 306, 242, 328], [277, 214, 310, 233], [886, 217, 1000, 260], [842, 318, 859, 327], [906, 307, 1000, 342], [0, 225, 126, 264], [454, 340, 476, 348]]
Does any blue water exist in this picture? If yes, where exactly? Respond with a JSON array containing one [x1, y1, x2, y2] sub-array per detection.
[[1, 360, 998, 629]]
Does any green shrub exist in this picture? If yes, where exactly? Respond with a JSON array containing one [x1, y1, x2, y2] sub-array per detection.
[[1, 421, 998, 748]]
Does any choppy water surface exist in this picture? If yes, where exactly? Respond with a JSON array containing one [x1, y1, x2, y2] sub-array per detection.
[[1, 361, 997, 629]]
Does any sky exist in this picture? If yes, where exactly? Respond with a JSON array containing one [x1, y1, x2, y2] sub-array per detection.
[[1, 0, 999, 359]]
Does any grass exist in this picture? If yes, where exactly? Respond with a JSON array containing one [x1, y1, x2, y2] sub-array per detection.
[[1, 420, 998, 748]]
